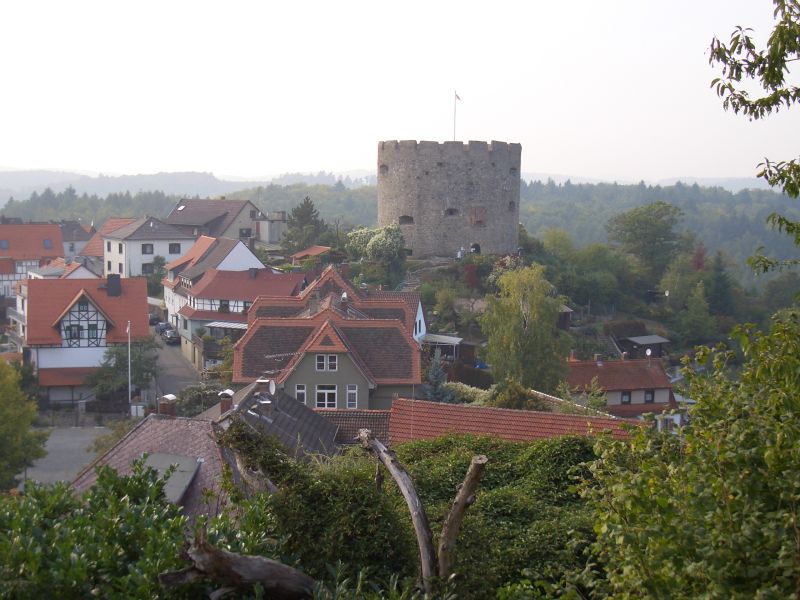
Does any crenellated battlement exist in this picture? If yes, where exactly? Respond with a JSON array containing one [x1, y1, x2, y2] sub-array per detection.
[[377, 139, 521, 258]]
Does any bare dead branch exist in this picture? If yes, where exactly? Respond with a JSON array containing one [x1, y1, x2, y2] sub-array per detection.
[[437, 455, 488, 579], [358, 428, 437, 594]]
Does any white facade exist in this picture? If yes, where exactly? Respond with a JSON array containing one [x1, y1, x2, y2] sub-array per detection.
[[103, 238, 188, 278], [412, 301, 426, 343], [1, 259, 38, 297]]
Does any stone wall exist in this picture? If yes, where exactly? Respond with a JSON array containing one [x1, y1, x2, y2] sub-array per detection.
[[377, 140, 521, 258]]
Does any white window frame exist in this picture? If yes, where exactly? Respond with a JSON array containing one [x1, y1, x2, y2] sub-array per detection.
[[644, 389, 655, 403], [346, 384, 357, 409], [316, 354, 338, 371], [315, 384, 336, 408], [295, 384, 306, 404], [621, 391, 631, 404], [327, 354, 337, 372], [316, 354, 326, 371]]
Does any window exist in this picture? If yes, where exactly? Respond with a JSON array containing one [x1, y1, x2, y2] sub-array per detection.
[[398, 215, 414, 225], [0, 240, 7, 249], [65, 324, 81, 339], [106, 241, 110, 252], [346, 384, 358, 409], [621, 391, 631, 404], [107, 260, 111, 272], [141, 243, 153, 255], [118, 243, 123, 253], [239, 228, 252, 238], [118, 263, 123, 274], [168, 243, 181, 254], [219, 299, 230, 313], [43, 239, 53, 249], [250, 209, 257, 218], [242, 301, 251, 314], [316, 354, 338, 371], [181, 317, 188, 330], [644, 389, 655, 403], [78, 300, 89, 311], [88, 324, 98, 339], [444, 208, 459, 216], [141, 263, 154, 275], [316, 384, 336, 408], [68, 242, 75, 252], [296, 384, 306, 404]]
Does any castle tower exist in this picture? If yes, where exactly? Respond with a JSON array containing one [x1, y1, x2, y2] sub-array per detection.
[[377, 140, 521, 258]]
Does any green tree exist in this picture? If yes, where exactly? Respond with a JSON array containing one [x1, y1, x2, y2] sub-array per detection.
[[146, 255, 166, 297], [678, 281, 717, 344], [479, 264, 566, 393], [175, 382, 223, 417], [710, 0, 800, 271], [86, 335, 161, 401], [0, 361, 48, 489], [281, 196, 328, 254], [422, 356, 456, 403], [606, 201, 684, 283], [581, 310, 800, 598], [705, 251, 735, 316]]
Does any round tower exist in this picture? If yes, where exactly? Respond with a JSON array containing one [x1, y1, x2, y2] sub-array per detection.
[[377, 140, 521, 258]]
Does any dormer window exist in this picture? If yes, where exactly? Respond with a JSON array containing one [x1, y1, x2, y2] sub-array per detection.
[[43, 239, 53, 249], [0, 240, 8, 250], [219, 299, 230, 313], [78, 300, 89, 312], [141, 244, 154, 255]]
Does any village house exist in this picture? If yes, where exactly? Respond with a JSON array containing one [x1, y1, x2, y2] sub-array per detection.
[[102, 216, 195, 278], [565, 358, 676, 418], [59, 220, 95, 260], [162, 235, 267, 328], [13, 275, 148, 403], [164, 198, 287, 245], [79, 217, 136, 275], [0, 223, 63, 298], [233, 266, 425, 409]]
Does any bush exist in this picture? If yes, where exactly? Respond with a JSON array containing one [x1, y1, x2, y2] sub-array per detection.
[[443, 381, 491, 404]]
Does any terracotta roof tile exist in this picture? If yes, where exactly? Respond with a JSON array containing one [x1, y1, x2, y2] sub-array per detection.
[[72, 414, 226, 517], [80, 218, 136, 257], [26, 277, 149, 345], [566, 359, 672, 391], [165, 235, 216, 271], [388, 398, 635, 445], [190, 269, 305, 300], [38, 367, 99, 387], [291, 245, 331, 260], [0, 224, 63, 261]]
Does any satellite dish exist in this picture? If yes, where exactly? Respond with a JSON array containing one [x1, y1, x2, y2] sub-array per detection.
[[646, 348, 652, 357], [269, 380, 276, 395]]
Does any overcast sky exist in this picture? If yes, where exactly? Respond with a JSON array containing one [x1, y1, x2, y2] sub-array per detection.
[[0, 1, 794, 182]]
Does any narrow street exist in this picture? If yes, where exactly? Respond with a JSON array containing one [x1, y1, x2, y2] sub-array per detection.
[[154, 328, 200, 397]]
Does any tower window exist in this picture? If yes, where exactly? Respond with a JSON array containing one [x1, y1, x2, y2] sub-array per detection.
[[399, 215, 414, 225], [508, 201, 516, 211], [444, 208, 459, 217], [379, 164, 389, 175]]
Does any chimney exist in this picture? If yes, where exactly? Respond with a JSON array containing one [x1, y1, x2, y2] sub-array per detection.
[[218, 389, 235, 414], [309, 290, 321, 314], [248, 267, 258, 279], [159, 394, 177, 416], [107, 274, 121, 297]]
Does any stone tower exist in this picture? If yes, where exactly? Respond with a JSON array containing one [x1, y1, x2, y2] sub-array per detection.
[[377, 140, 521, 258]]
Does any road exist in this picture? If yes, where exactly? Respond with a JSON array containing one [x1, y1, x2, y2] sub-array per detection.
[[154, 327, 200, 397], [21, 426, 110, 488]]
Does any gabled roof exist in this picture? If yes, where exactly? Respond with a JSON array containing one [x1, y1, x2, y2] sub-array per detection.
[[80, 218, 136, 257], [566, 359, 672, 391], [291, 245, 331, 260], [25, 277, 149, 345], [165, 199, 256, 237], [189, 268, 305, 301], [388, 398, 634, 445], [165, 235, 216, 272], [315, 409, 391, 445], [234, 308, 421, 385], [104, 217, 195, 241], [72, 414, 227, 517], [0, 224, 63, 261], [60, 220, 95, 242]]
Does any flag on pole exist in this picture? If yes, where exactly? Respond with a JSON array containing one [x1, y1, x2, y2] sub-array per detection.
[[126, 321, 130, 335]]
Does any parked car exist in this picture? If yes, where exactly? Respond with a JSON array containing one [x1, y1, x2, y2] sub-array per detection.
[[148, 313, 160, 325], [161, 330, 180, 345], [156, 321, 173, 334]]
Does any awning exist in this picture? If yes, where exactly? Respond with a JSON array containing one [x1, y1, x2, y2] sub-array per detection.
[[205, 321, 248, 330], [422, 333, 463, 345]]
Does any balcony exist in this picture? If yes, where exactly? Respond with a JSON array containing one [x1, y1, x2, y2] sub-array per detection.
[[6, 306, 25, 325]]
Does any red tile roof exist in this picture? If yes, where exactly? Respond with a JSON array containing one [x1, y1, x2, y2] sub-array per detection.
[[566, 359, 672, 391], [605, 402, 676, 418], [72, 414, 226, 517], [0, 257, 15, 274], [315, 409, 391, 445], [25, 277, 149, 345], [388, 398, 635, 445], [80, 218, 136, 257], [0, 224, 63, 261], [178, 306, 247, 323], [38, 367, 99, 387], [165, 235, 216, 271], [190, 268, 305, 300], [291, 245, 331, 260]]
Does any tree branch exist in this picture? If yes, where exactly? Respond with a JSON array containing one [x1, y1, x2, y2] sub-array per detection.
[[437, 454, 488, 580], [358, 428, 436, 594]]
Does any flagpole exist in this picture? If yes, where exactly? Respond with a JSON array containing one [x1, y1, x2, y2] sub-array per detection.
[[453, 91, 462, 140], [127, 320, 131, 410]]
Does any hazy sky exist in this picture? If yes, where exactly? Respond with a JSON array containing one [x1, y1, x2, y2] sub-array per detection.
[[0, 1, 795, 181]]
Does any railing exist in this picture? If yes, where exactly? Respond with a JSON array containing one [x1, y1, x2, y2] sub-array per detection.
[[6, 306, 25, 324]]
